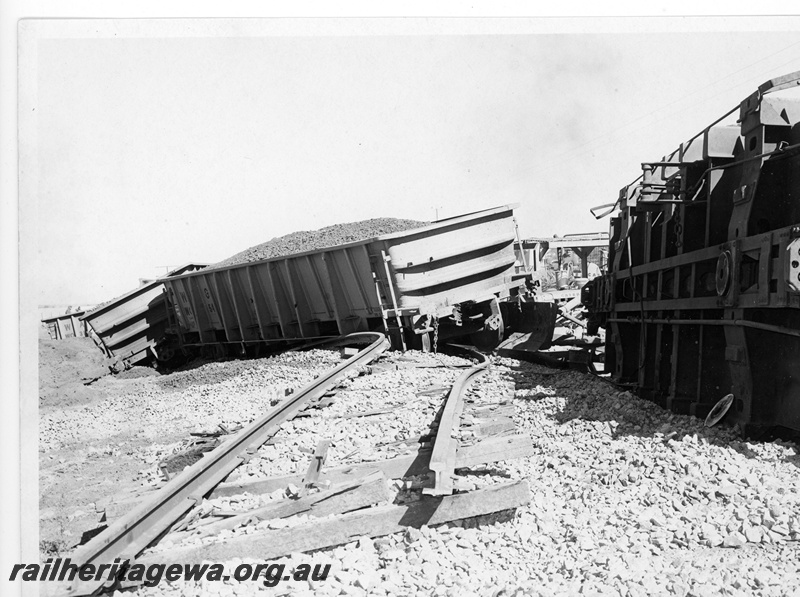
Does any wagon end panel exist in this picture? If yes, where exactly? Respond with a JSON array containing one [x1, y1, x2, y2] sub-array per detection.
[[373, 206, 523, 317], [82, 284, 172, 368]]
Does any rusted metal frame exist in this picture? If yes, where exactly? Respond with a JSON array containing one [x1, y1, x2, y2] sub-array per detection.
[[423, 350, 490, 496], [380, 249, 407, 352], [54, 332, 390, 597], [207, 273, 236, 342], [244, 266, 267, 340], [225, 270, 248, 345]]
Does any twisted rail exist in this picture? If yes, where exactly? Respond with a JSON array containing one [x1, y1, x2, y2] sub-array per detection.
[[49, 332, 389, 597]]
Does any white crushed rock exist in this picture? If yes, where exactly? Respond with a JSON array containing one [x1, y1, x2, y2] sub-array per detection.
[[76, 353, 800, 597], [39, 350, 343, 454]]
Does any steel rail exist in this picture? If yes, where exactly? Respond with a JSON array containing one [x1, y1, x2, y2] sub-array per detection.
[[50, 332, 389, 597], [423, 348, 490, 496]]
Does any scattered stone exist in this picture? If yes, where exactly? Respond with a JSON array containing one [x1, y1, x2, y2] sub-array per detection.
[[722, 532, 746, 548]]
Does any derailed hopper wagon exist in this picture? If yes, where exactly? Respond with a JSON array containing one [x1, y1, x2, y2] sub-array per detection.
[[81, 263, 208, 370], [583, 72, 800, 435], [162, 204, 555, 356]]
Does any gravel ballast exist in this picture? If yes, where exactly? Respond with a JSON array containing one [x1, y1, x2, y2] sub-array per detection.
[[208, 218, 428, 270], [40, 347, 800, 597]]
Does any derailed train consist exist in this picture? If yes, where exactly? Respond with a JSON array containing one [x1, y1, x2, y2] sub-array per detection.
[[93, 205, 554, 367], [583, 72, 800, 435]]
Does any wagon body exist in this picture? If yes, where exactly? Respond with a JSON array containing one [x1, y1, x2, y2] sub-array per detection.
[[81, 264, 207, 368], [163, 205, 527, 351], [41, 311, 88, 340]]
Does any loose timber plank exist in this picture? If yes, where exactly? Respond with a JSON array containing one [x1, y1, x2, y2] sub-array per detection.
[[104, 435, 534, 521], [170, 472, 389, 541], [212, 433, 533, 499], [135, 480, 530, 568]]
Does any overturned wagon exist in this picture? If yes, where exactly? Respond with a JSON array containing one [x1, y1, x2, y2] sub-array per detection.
[[82, 263, 208, 369], [583, 72, 800, 435], [162, 204, 551, 357]]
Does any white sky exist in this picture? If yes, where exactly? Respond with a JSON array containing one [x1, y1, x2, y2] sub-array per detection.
[[4, 4, 800, 592], [20, 19, 800, 305]]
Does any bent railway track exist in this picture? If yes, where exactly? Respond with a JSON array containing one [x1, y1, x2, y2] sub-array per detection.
[[425, 350, 490, 495], [49, 332, 390, 597]]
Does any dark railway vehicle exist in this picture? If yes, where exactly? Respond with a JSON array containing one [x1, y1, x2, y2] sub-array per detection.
[[583, 72, 800, 435], [160, 204, 556, 358]]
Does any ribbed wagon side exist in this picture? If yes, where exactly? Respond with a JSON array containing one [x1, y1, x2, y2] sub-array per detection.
[[81, 263, 207, 369], [165, 244, 380, 350], [163, 204, 531, 353]]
